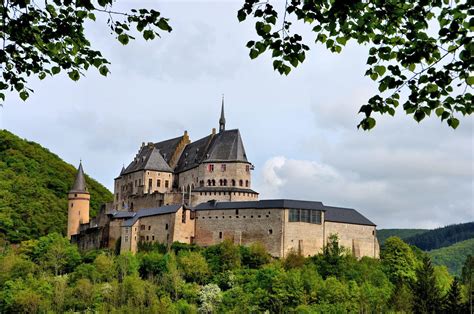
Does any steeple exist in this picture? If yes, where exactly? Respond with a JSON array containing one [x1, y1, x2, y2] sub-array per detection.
[[219, 95, 226, 133], [70, 161, 88, 193]]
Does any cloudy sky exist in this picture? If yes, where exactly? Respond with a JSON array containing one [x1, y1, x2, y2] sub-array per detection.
[[1, 1, 472, 229]]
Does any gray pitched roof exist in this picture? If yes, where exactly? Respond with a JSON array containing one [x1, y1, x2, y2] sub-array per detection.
[[154, 136, 184, 164], [175, 134, 213, 173], [193, 199, 376, 226], [175, 129, 249, 173], [70, 162, 88, 193], [323, 205, 375, 226], [122, 205, 182, 227], [123, 145, 172, 175], [193, 199, 325, 211], [109, 211, 136, 219], [205, 129, 248, 162]]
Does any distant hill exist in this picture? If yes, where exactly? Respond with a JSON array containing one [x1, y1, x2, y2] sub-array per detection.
[[429, 238, 474, 276], [377, 229, 428, 245], [404, 222, 474, 251], [0, 130, 113, 243]]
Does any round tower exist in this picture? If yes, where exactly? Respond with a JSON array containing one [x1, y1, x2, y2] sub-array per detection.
[[67, 162, 90, 239]]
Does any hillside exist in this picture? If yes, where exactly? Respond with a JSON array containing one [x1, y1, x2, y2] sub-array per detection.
[[0, 130, 113, 243], [377, 229, 428, 245], [429, 238, 474, 276], [404, 222, 474, 251]]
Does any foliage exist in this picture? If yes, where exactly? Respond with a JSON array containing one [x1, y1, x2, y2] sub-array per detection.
[[0, 130, 113, 243], [405, 222, 474, 251], [412, 254, 443, 313], [0, 234, 471, 313], [429, 238, 474, 276], [381, 236, 418, 285], [376, 228, 428, 245], [444, 277, 464, 313], [238, 0, 473, 129], [0, 0, 171, 105]]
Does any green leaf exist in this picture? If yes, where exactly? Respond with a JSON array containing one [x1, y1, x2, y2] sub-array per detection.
[[237, 10, 246, 22], [99, 66, 109, 76], [467, 76, 474, 85], [0, 93, 4, 101], [435, 107, 444, 117], [414, 110, 425, 122], [157, 19, 170, 31], [118, 34, 129, 45], [370, 73, 378, 81], [88, 13, 96, 21], [374, 65, 386, 76], [38, 72, 46, 80], [336, 37, 347, 45], [262, 24, 271, 34], [68, 70, 80, 81], [447, 117, 459, 129], [19, 90, 29, 101], [408, 64, 416, 72], [249, 49, 259, 60], [143, 30, 155, 41]]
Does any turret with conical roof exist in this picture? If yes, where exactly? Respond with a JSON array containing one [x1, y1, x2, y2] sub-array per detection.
[[67, 162, 90, 239]]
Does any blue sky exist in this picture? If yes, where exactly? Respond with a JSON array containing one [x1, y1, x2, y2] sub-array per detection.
[[1, 1, 472, 229]]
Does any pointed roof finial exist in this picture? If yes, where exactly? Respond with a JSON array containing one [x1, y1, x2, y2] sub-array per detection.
[[70, 161, 89, 193], [219, 94, 226, 133]]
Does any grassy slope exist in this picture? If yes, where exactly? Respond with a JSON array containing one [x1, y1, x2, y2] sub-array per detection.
[[0, 130, 113, 243], [429, 238, 474, 276], [377, 229, 429, 245]]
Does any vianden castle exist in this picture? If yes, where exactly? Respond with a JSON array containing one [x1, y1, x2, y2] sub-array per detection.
[[67, 102, 379, 258]]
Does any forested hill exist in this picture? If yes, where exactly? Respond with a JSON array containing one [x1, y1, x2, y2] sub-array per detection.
[[429, 238, 474, 275], [0, 130, 113, 243], [404, 222, 474, 251], [377, 229, 428, 245]]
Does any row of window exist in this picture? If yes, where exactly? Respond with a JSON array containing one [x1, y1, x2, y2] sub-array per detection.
[[197, 214, 271, 219], [201, 179, 249, 187], [289, 209, 322, 224], [140, 223, 169, 231], [208, 164, 251, 173], [199, 191, 257, 197]]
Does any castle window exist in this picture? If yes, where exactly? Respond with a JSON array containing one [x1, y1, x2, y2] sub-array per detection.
[[140, 225, 145, 230], [311, 211, 322, 224], [219, 179, 223, 186], [135, 180, 137, 187], [200, 180, 204, 187], [208, 164, 214, 172], [245, 180, 249, 187], [165, 180, 169, 188], [140, 236, 145, 242], [139, 179, 142, 186], [148, 179, 152, 191], [74, 194, 77, 197], [146, 236, 149, 241], [289, 209, 299, 222], [157, 179, 161, 187], [246, 165, 250, 172], [207, 180, 211, 186], [152, 235, 155, 240], [212, 179, 216, 186], [301, 209, 310, 223], [231, 179, 236, 186], [221, 164, 226, 172], [148, 226, 151, 230], [167, 234, 169, 240], [235, 209, 239, 215], [165, 223, 168, 230], [258, 215, 261, 218], [219, 232, 222, 239], [268, 229, 273, 235], [71, 203, 73, 208], [223, 179, 227, 186], [239, 180, 243, 187]]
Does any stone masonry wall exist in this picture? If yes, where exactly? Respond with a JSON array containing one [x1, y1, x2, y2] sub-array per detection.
[[282, 211, 325, 257], [324, 221, 378, 258]]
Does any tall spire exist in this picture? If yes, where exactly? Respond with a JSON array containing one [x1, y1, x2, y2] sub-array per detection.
[[70, 161, 88, 193], [219, 94, 226, 133]]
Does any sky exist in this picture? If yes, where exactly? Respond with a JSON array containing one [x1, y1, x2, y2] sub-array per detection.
[[1, 1, 472, 229]]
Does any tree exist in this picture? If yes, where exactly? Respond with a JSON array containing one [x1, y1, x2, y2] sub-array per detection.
[[238, 0, 472, 129], [461, 255, 474, 314], [412, 254, 443, 314], [198, 283, 222, 314], [0, 0, 171, 105], [444, 277, 464, 314], [381, 236, 417, 285]]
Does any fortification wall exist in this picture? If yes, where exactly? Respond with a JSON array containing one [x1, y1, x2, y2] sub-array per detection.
[[324, 221, 378, 258]]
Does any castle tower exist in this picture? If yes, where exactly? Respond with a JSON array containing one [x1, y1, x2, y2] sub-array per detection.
[[219, 95, 226, 133], [67, 162, 90, 239]]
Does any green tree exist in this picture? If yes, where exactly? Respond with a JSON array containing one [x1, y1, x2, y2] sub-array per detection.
[[444, 277, 464, 313], [461, 255, 474, 314], [0, 0, 172, 105], [381, 236, 417, 285], [204, 240, 241, 273], [115, 252, 139, 282], [412, 254, 443, 314], [198, 283, 222, 314], [238, 0, 472, 129], [178, 251, 210, 284], [240, 242, 271, 269]]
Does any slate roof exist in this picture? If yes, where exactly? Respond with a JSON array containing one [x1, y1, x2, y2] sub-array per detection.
[[193, 199, 325, 211], [70, 162, 89, 193], [154, 136, 184, 164], [193, 199, 376, 226], [123, 145, 173, 175], [323, 205, 375, 226], [175, 129, 249, 173], [109, 211, 136, 219], [122, 205, 182, 227]]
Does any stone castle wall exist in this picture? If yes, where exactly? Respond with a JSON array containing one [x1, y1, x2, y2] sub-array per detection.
[[324, 221, 378, 258], [282, 211, 325, 257], [67, 192, 90, 239]]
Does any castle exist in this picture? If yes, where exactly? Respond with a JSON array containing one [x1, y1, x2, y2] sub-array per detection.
[[68, 102, 379, 258]]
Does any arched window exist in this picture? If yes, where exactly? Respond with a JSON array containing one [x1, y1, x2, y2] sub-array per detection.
[[219, 179, 223, 186], [239, 180, 243, 187], [245, 180, 249, 187], [231, 179, 236, 186], [191, 184, 195, 189], [200, 180, 204, 187], [207, 179, 211, 186], [223, 179, 227, 186], [212, 179, 216, 186]]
